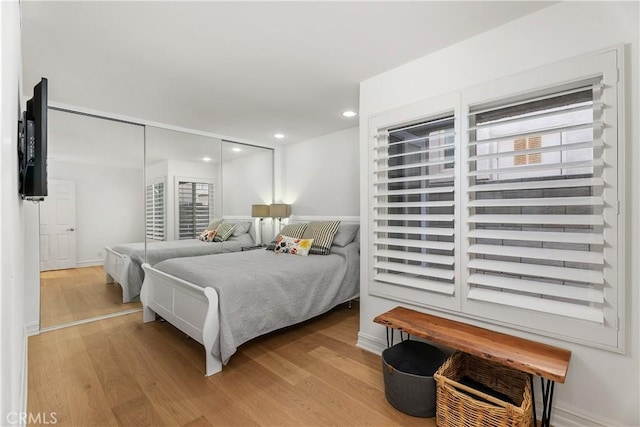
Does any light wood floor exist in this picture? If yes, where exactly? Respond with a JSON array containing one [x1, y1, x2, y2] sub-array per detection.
[[40, 266, 142, 328], [28, 303, 436, 426]]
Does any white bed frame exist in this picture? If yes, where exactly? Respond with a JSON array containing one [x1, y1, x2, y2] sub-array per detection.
[[104, 246, 135, 303], [140, 215, 360, 376]]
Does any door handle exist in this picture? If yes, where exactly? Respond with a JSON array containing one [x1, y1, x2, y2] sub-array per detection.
[[66, 228, 75, 231]]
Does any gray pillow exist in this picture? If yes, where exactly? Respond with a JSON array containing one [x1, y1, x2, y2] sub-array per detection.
[[231, 221, 251, 237], [332, 223, 360, 247]]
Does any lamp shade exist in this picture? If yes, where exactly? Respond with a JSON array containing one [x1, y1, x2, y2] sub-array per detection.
[[251, 204, 270, 218], [269, 203, 291, 218]]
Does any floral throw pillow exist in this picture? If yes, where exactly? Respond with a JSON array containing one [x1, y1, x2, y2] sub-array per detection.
[[198, 229, 217, 242], [273, 235, 314, 256]]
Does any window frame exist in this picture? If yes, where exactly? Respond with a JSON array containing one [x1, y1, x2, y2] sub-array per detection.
[[368, 92, 463, 312], [367, 47, 625, 352], [173, 176, 216, 240]]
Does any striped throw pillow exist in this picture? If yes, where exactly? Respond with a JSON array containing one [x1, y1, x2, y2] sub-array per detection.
[[266, 223, 308, 250], [301, 221, 341, 255], [206, 218, 223, 231], [213, 222, 236, 242]]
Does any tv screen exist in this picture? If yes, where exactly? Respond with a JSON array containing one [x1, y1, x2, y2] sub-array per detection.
[[20, 77, 48, 200]]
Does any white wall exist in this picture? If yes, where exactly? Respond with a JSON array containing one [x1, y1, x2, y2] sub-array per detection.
[[48, 160, 145, 264], [358, 3, 639, 426], [0, 0, 27, 422], [280, 126, 359, 216], [23, 203, 40, 333]]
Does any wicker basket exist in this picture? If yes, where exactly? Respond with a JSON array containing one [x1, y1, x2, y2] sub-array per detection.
[[434, 352, 533, 427]]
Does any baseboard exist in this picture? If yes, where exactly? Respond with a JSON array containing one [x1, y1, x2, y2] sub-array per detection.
[[76, 259, 103, 268], [25, 321, 39, 337], [356, 330, 610, 427], [21, 326, 29, 426], [356, 331, 385, 355], [547, 403, 609, 427]]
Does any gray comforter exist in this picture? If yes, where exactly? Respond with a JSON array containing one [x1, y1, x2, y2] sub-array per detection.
[[111, 233, 254, 301], [153, 242, 360, 364]]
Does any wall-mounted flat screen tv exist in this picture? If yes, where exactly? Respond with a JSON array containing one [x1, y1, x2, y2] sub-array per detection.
[[19, 77, 48, 201]]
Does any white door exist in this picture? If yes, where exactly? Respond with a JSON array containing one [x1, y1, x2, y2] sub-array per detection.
[[39, 179, 77, 271]]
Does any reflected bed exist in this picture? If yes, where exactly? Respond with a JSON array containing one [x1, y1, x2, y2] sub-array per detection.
[[104, 223, 255, 303]]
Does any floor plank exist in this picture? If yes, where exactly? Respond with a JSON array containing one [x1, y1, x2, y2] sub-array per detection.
[[28, 303, 438, 426], [40, 265, 142, 328]]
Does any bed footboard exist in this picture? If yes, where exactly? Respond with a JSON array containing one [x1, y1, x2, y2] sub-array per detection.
[[140, 263, 222, 376], [104, 246, 135, 303]]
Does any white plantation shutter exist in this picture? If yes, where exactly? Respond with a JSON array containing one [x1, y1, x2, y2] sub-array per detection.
[[368, 49, 622, 349], [372, 116, 457, 300], [145, 182, 165, 241], [178, 180, 215, 239], [459, 48, 622, 349], [465, 81, 609, 325]]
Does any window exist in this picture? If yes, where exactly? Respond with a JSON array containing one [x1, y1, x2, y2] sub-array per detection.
[[369, 93, 461, 311], [373, 117, 456, 295], [473, 88, 595, 181], [145, 181, 165, 241], [514, 136, 542, 165], [465, 83, 609, 327], [177, 179, 215, 239], [369, 49, 623, 350]]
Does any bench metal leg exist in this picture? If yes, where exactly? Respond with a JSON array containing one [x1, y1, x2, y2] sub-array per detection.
[[540, 377, 556, 427], [532, 375, 556, 427], [385, 327, 412, 348]]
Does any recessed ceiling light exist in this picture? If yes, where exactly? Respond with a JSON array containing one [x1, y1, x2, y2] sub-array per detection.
[[274, 133, 285, 139], [232, 147, 241, 152], [342, 110, 357, 118], [202, 156, 211, 162]]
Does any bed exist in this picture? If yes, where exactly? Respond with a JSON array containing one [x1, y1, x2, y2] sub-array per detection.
[[140, 217, 360, 376], [104, 220, 256, 303]]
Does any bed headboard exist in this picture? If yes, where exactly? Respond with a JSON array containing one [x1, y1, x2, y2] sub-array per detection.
[[288, 215, 359, 225]]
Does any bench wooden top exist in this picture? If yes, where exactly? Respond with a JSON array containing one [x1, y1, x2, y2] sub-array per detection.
[[374, 306, 571, 383]]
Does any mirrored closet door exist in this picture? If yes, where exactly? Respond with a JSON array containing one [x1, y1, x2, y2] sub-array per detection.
[[144, 126, 222, 245], [39, 109, 144, 329], [221, 140, 275, 246], [144, 131, 275, 259]]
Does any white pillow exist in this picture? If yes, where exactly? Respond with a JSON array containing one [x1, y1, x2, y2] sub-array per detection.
[[273, 235, 314, 256]]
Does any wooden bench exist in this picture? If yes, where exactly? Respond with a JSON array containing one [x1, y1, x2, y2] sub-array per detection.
[[374, 306, 571, 427]]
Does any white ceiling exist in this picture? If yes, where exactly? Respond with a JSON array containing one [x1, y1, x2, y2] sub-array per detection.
[[21, 1, 552, 146], [48, 108, 271, 168]]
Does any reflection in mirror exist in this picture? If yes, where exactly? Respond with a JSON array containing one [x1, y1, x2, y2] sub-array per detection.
[[143, 130, 275, 274], [221, 141, 274, 246], [144, 127, 222, 243], [39, 109, 144, 329]]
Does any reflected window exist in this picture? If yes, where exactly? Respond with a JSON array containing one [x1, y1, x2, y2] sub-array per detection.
[[146, 181, 165, 241], [178, 180, 214, 239]]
